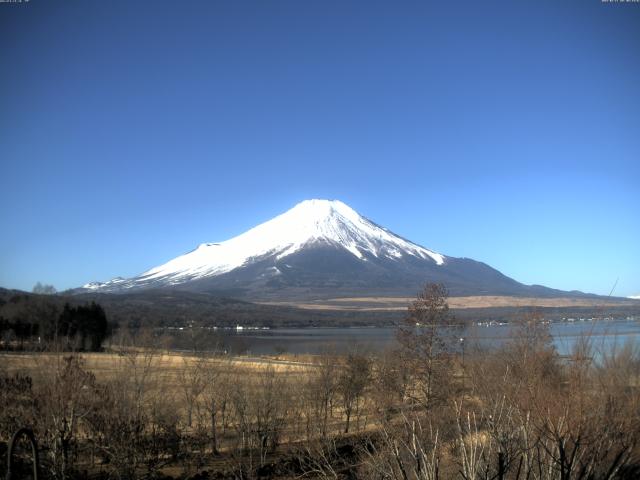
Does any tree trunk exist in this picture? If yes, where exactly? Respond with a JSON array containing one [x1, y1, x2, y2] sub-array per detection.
[[344, 407, 351, 434], [211, 408, 219, 455]]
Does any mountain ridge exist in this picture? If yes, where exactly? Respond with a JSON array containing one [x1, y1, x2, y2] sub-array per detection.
[[79, 199, 601, 300]]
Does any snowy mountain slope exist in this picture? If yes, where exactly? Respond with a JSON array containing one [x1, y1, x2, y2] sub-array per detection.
[[83, 200, 445, 291], [80, 199, 582, 299]]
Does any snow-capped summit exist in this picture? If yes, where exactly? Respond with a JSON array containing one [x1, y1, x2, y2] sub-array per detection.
[[84, 199, 445, 292], [145, 199, 444, 277], [81, 199, 570, 299]]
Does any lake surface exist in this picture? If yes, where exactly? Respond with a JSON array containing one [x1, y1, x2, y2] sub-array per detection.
[[221, 318, 640, 357]]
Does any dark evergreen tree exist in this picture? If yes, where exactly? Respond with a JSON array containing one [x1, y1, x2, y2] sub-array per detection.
[[0, 316, 7, 338], [84, 302, 108, 351], [58, 303, 79, 341], [56, 302, 109, 350]]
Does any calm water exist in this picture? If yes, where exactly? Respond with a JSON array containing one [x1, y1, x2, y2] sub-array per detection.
[[221, 318, 640, 357]]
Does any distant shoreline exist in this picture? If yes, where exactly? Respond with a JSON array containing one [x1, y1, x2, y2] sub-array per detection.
[[260, 295, 640, 311]]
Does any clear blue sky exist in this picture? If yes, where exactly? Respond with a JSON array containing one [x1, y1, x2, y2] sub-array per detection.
[[1, 1, 638, 297]]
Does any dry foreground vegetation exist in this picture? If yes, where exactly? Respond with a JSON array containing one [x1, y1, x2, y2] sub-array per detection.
[[1, 285, 639, 480]]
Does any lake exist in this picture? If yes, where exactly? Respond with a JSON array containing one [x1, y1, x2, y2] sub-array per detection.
[[220, 318, 640, 357]]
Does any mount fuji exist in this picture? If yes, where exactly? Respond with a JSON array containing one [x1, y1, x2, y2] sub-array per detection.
[[80, 199, 578, 300]]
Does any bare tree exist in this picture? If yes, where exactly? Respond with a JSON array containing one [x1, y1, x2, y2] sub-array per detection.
[[397, 283, 458, 408], [304, 349, 338, 439], [337, 350, 371, 433], [228, 364, 293, 474], [0, 370, 37, 447], [177, 356, 206, 428], [361, 411, 441, 480], [36, 355, 97, 480], [372, 348, 412, 420], [84, 336, 180, 480], [200, 355, 232, 454], [33, 282, 57, 295]]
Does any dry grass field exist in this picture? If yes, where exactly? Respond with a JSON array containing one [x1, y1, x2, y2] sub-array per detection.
[[261, 295, 639, 311], [0, 347, 379, 479], [0, 350, 315, 384]]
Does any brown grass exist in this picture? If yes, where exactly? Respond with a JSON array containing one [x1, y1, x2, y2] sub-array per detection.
[[0, 350, 314, 382], [261, 295, 638, 311]]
